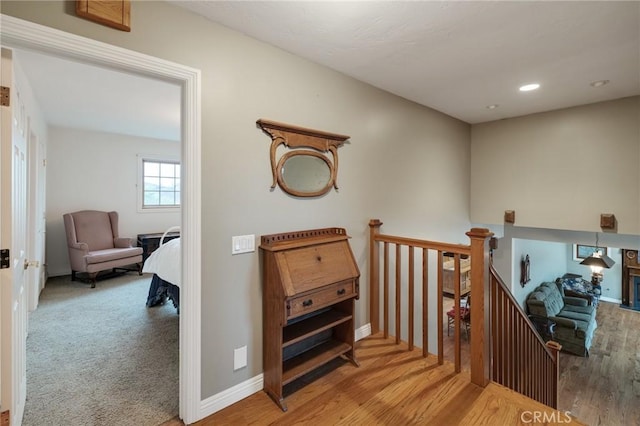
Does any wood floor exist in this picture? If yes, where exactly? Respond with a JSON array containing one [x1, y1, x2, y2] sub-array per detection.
[[163, 300, 637, 426], [196, 335, 583, 426], [557, 301, 640, 426]]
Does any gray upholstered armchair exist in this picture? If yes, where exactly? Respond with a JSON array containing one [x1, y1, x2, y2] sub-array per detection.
[[63, 210, 143, 287]]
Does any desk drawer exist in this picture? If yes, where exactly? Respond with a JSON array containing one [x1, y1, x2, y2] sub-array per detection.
[[288, 281, 355, 319]]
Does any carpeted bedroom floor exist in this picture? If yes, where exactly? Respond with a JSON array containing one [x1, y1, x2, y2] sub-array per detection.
[[23, 273, 178, 426]]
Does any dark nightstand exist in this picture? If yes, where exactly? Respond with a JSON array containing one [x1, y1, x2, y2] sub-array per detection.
[[137, 231, 180, 262]]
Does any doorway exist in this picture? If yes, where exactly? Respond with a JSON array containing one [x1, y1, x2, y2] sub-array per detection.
[[1, 15, 202, 423]]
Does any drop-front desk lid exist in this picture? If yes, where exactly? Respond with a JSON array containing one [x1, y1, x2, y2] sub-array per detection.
[[260, 227, 360, 297]]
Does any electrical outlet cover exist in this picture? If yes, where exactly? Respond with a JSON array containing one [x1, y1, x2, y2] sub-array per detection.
[[234, 346, 247, 370]]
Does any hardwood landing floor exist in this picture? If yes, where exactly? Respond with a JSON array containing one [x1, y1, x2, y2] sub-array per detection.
[[197, 335, 583, 426], [162, 300, 636, 426]]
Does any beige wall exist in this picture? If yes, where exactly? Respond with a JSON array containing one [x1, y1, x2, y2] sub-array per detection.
[[471, 96, 640, 234], [1, 2, 472, 399]]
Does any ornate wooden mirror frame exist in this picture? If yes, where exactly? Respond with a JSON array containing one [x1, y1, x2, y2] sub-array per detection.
[[257, 119, 350, 197]]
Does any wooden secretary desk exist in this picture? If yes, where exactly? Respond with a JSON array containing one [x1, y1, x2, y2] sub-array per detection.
[[260, 227, 360, 411]]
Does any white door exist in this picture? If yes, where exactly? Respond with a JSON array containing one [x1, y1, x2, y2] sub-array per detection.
[[0, 47, 28, 426], [27, 129, 46, 312]]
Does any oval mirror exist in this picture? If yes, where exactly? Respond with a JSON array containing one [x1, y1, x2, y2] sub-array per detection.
[[277, 152, 333, 197]]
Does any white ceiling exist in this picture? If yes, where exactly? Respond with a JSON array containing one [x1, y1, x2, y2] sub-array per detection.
[[174, 0, 639, 123], [13, 1, 640, 141], [15, 49, 181, 141]]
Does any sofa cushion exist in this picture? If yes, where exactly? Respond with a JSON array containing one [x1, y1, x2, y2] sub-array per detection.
[[564, 297, 588, 307], [527, 282, 564, 317], [556, 310, 592, 325], [85, 247, 143, 264], [563, 303, 595, 316], [554, 319, 590, 339]]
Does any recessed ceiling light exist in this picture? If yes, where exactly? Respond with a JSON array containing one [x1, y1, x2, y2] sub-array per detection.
[[486, 104, 499, 110], [590, 79, 610, 88], [519, 83, 540, 92]]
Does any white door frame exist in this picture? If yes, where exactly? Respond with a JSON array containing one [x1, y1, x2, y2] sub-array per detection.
[[0, 14, 203, 424], [1, 45, 29, 426], [26, 126, 43, 313]]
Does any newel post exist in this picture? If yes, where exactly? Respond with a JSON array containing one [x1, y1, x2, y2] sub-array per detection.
[[369, 219, 382, 335], [466, 227, 494, 387]]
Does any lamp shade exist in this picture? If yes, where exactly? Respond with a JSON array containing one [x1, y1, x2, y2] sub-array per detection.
[[580, 254, 615, 269]]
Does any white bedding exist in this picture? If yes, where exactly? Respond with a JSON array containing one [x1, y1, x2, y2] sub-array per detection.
[[142, 237, 181, 287]]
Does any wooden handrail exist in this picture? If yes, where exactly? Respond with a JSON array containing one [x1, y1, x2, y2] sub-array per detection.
[[374, 233, 472, 254], [368, 219, 561, 409]]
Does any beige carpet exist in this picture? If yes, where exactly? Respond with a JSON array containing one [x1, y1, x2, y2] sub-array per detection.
[[23, 273, 179, 426]]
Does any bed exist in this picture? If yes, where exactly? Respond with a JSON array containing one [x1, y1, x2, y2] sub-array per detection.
[[143, 228, 181, 312]]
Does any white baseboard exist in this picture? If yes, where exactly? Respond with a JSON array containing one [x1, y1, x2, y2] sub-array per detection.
[[198, 322, 373, 420], [47, 268, 71, 278], [199, 374, 264, 420], [355, 323, 372, 341], [599, 296, 622, 304]]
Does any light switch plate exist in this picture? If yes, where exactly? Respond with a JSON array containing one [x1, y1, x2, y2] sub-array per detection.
[[232, 235, 255, 255]]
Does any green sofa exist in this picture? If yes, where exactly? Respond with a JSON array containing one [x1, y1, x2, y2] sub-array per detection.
[[526, 281, 597, 357]]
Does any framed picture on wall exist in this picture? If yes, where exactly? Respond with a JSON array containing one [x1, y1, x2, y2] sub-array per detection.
[[574, 244, 609, 261]]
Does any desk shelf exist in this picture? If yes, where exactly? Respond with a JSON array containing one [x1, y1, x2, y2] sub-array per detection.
[[283, 309, 352, 348], [282, 339, 351, 385]]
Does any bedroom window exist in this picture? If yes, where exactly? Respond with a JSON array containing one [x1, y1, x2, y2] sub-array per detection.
[[139, 156, 181, 210]]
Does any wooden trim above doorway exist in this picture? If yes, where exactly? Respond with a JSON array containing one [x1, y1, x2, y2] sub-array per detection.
[[76, 0, 131, 32]]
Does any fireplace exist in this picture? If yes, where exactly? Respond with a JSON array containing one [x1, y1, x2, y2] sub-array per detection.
[[635, 276, 640, 309]]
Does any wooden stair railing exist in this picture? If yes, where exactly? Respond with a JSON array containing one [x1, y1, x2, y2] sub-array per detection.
[[369, 219, 561, 409], [368, 219, 491, 376], [489, 265, 562, 408]]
